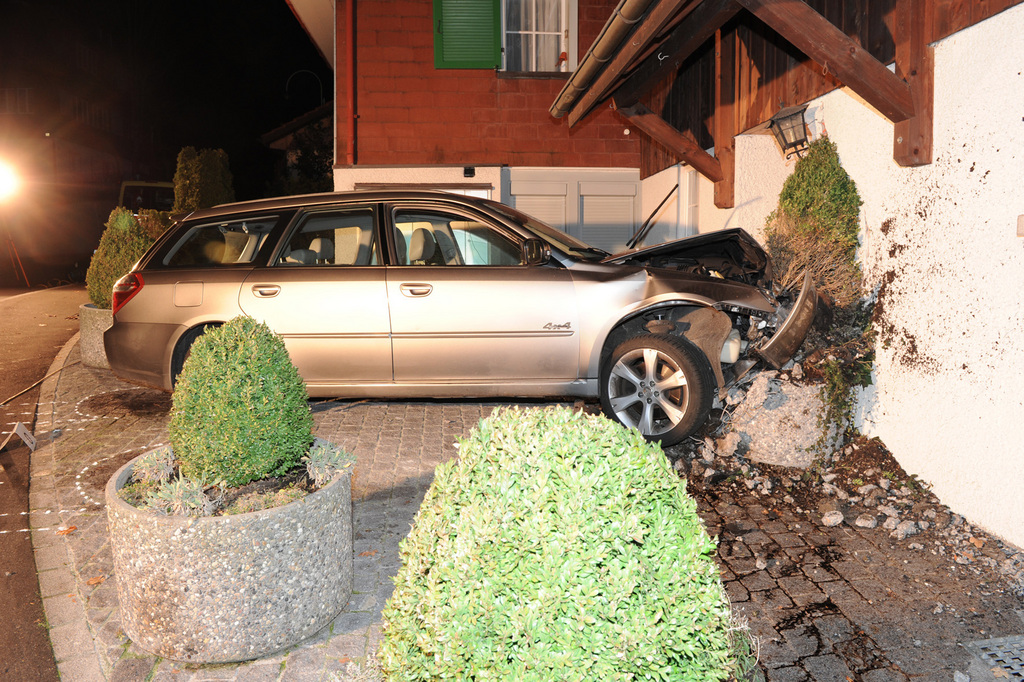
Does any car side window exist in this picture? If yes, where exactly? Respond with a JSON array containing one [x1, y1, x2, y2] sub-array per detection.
[[163, 217, 278, 267], [392, 209, 521, 266], [279, 208, 378, 266]]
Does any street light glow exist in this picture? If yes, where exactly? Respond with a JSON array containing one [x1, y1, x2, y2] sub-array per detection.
[[0, 160, 19, 202]]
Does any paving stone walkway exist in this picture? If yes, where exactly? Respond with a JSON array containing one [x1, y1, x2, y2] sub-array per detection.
[[28, 337, 1024, 681]]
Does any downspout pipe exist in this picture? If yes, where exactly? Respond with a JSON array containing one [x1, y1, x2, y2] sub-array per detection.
[[345, 0, 356, 165], [549, 0, 655, 120]]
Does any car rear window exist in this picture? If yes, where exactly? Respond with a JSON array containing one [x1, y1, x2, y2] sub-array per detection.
[[162, 216, 281, 267]]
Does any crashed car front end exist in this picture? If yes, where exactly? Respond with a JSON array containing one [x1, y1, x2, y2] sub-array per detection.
[[607, 228, 819, 384], [748, 271, 818, 369]]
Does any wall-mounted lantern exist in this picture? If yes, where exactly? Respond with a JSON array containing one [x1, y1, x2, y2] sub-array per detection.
[[768, 105, 810, 159]]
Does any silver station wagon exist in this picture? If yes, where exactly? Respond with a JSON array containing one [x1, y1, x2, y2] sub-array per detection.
[[105, 190, 817, 445]]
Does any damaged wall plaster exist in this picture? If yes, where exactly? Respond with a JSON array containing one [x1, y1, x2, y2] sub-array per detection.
[[684, 4, 1024, 545]]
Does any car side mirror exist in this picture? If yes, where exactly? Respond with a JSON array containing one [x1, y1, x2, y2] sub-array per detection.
[[522, 238, 550, 266]]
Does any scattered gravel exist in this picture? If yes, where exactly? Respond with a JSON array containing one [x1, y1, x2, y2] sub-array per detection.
[[665, 367, 1024, 600]]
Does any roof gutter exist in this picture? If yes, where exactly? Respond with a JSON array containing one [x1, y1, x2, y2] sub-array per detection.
[[549, 0, 656, 120]]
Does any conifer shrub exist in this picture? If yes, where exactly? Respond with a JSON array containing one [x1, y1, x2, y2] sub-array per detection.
[[773, 136, 861, 254], [168, 316, 313, 488], [172, 146, 235, 213], [85, 207, 154, 308], [380, 406, 752, 681], [766, 135, 863, 307], [766, 135, 874, 445]]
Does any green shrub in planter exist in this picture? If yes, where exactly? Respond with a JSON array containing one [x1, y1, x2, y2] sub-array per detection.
[[380, 406, 751, 681], [85, 207, 154, 309], [168, 316, 313, 487]]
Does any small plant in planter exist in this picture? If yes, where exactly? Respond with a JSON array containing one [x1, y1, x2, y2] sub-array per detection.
[[119, 316, 353, 514], [105, 315, 355, 663], [171, 314, 315, 488], [763, 134, 874, 447]]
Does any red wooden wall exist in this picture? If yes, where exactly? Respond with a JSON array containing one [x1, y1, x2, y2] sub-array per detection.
[[336, 0, 642, 169]]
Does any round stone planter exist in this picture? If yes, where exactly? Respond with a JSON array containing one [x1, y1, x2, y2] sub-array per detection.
[[79, 303, 112, 369], [105, 449, 353, 663]]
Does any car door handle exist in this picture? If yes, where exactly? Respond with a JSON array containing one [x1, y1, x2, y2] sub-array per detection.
[[400, 283, 432, 297], [251, 284, 281, 298]]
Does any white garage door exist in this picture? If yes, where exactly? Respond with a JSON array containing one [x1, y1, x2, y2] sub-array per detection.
[[501, 168, 640, 253]]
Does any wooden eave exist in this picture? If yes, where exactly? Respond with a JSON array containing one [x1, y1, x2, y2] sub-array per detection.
[[552, 0, 937, 208]]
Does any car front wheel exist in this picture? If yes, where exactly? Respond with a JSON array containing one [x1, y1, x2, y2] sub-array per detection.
[[599, 334, 714, 446]]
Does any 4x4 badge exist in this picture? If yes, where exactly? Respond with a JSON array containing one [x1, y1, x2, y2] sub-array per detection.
[[544, 322, 571, 330]]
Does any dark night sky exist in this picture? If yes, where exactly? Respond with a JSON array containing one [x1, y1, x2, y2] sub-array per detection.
[[0, 0, 333, 278], [3, 0, 333, 199], [122, 1, 334, 198]]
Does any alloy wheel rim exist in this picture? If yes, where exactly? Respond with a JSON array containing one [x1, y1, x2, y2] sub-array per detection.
[[607, 347, 690, 436]]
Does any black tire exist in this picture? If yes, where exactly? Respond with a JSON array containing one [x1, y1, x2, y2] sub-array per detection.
[[599, 333, 715, 446], [170, 325, 215, 388]]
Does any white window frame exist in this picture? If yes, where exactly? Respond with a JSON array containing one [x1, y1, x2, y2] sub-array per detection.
[[502, 0, 577, 73]]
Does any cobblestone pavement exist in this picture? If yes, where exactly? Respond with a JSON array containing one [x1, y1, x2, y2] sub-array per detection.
[[29, 337, 1024, 681]]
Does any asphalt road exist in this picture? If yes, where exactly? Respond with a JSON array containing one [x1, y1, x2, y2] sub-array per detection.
[[0, 284, 88, 681]]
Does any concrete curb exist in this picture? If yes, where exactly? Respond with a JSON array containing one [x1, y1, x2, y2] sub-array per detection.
[[31, 332, 110, 681]]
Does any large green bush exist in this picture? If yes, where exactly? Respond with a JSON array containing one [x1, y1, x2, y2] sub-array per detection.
[[766, 135, 872, 445], [773, 136, 862, 254], [85, 207, 154, 308], [168, 316, 313, 487], [765, 135, 864, 307], [172, 146, 235, 213], [380, 406, 750, 681]]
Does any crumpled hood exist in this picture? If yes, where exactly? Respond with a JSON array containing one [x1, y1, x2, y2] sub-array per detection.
[[604, 228, 773, 288], [641, 268, 778, 315]]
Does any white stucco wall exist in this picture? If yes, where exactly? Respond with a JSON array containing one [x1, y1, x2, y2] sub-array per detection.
[[699, 4, 1024, 545], [333, 165, 503, 197], [696, 134, 796, 240]]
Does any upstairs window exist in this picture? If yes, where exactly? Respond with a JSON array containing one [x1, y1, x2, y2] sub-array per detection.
[[433, 0, 576, 73], [504, 0, 570, 72]]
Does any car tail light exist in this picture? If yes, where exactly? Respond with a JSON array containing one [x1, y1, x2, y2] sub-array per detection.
[[111, 272, 144, 315]]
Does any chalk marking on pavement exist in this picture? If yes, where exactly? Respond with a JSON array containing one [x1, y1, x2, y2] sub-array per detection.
[[67, 443, 169, 508], [0, 508, 90, 534]]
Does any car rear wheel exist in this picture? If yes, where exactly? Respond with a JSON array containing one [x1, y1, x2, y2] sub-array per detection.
[[170, 325, 217, 388], [600, 333, 714, 446]]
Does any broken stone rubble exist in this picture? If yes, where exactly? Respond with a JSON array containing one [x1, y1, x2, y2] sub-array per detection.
[[712, 370, 840, 469], [673, 363, 1024, 599]]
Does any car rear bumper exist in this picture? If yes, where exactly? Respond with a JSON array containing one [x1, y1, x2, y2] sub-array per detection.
[[103, 321, 181, 391], [754, 272, 818, 369]]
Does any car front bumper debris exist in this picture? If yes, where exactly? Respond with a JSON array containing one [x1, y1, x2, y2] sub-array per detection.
[[754, 271, 818, 369]]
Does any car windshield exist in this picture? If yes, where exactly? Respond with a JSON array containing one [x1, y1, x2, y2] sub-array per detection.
[[487, 202, 610, 261]]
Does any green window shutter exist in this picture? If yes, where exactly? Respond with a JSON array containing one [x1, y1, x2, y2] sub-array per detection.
[[433, 0, 501, 69]]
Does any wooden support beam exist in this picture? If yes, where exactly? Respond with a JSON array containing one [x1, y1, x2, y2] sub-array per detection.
[[617, 103, 724, 182], [714, 26, 736, 208], [566, 0, 693, 128], [610, 0, 741, 111], [893, 0, 934, 165], [735, 0, 916, 123]]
